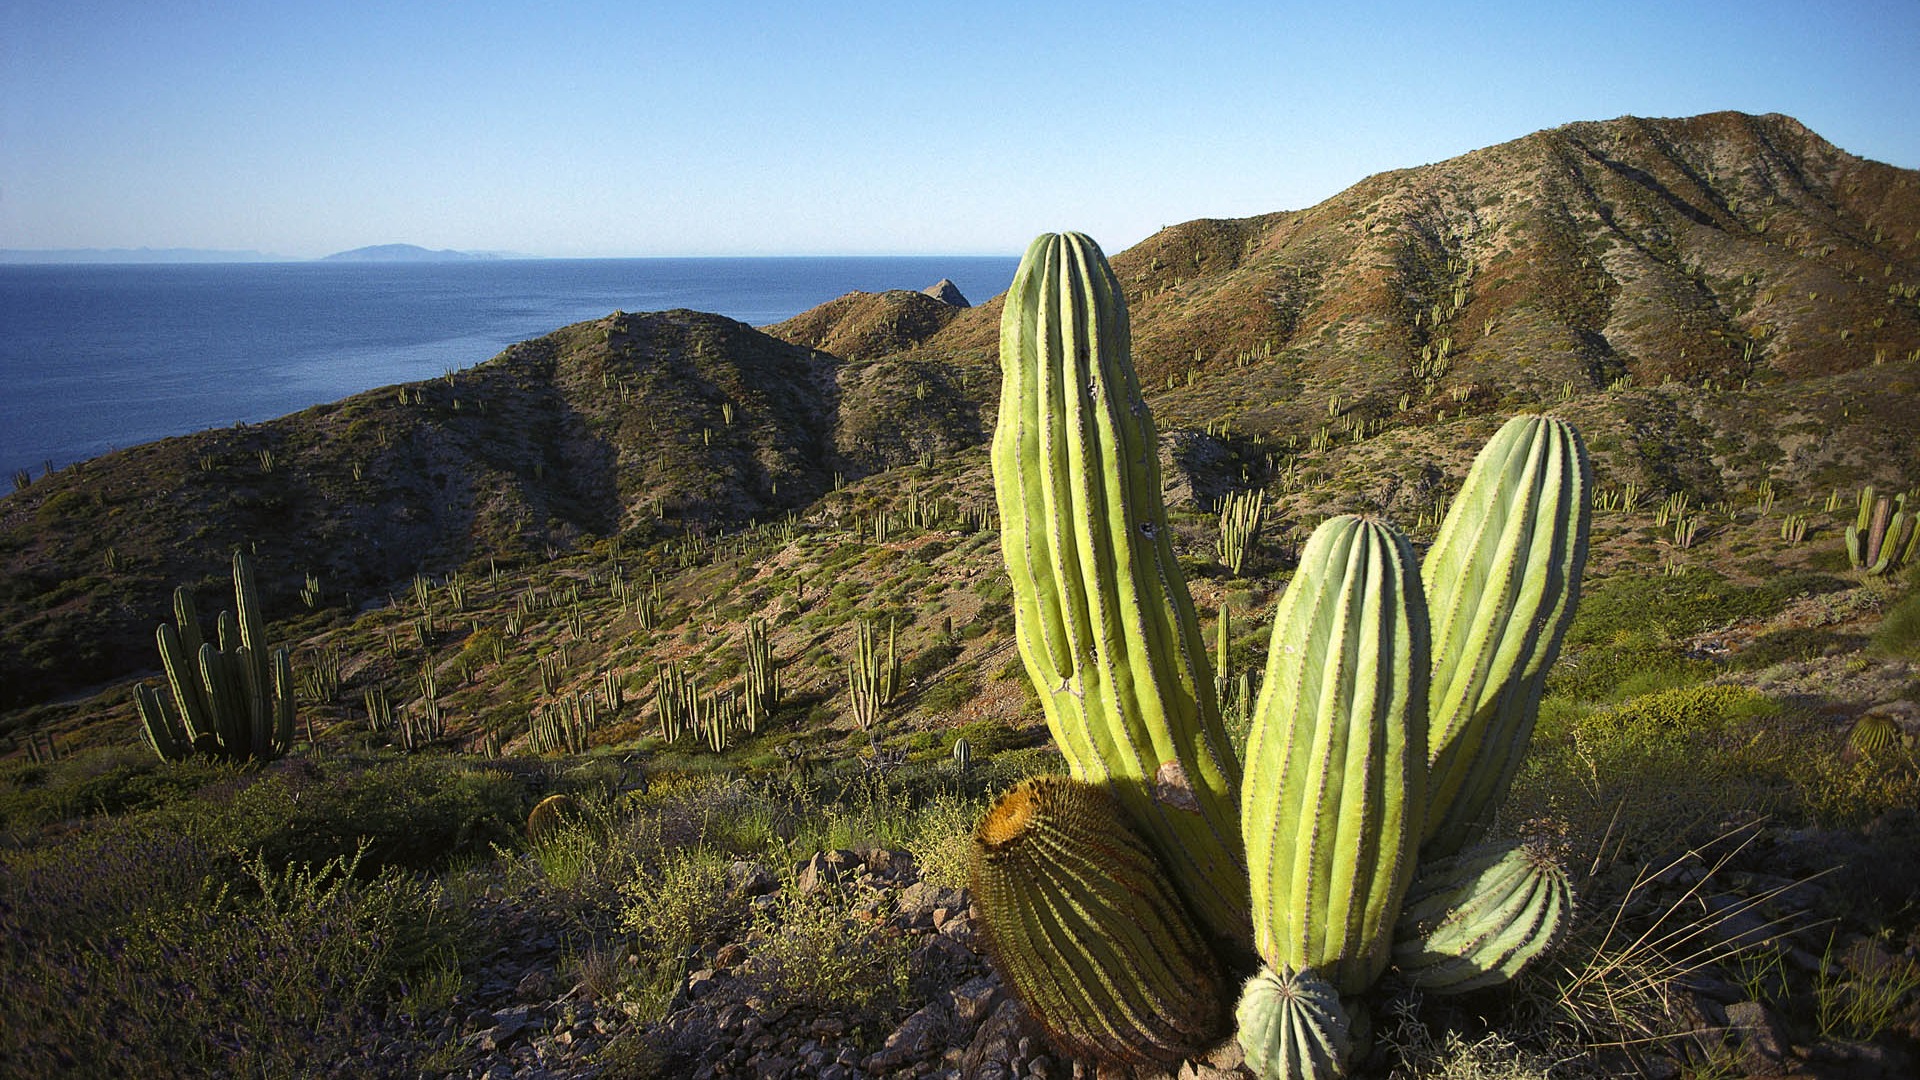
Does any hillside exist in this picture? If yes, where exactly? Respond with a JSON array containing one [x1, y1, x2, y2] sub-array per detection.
[[4, 110, 1920, 1078], [6, 113, 1918, 711]]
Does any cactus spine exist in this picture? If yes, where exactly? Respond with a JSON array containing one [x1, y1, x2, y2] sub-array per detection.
[[1420, 415, 1590, 859], [135, 551, 295, 763], [1242, 515, 1427, 996], [969, 776, 1224, 1068], [991, 231, 1247, 948]]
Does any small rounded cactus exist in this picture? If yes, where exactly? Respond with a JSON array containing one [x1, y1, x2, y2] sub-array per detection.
[[1235, 965, 1350, 1080], [1846, 712, 1903, 758], [1392, 840, 1572, 993]]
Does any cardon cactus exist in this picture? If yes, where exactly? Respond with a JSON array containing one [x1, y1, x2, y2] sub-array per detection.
[[991, 231, 1247, 947], [969, 776, 1225, 1068], [135, 551, 295, 763], [1236, 966, 1351, 1080], [984, 232, 1590, 1078], [1242, 515, 1427, 997], [1421, 415, 1591, 860], [1391, 840, 1571, 993]]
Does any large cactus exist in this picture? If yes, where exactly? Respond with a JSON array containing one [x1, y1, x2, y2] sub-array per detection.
[[991, 231, 1248, 946], [1242, 516, 1427, 996], [986, 232, 1589, 1078], [1420, 415, 1590, 859], [135, 551, 295, 763]]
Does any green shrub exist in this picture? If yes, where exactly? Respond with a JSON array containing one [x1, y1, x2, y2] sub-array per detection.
[[0, 842, 461, 1076], [905, 793, 985, 891], [740, 880, 913, 1016], [1873, 589, 1920, 659]]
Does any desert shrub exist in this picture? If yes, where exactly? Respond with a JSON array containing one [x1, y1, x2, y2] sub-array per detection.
[[619, 845, 739, 960], [1567, 570, 1784, 647], [918, 672, 978, 714], [905, 793, 986, 891], [740, 879, 913, 1016], [1735, 627, 1869, 669], [1872, 588, 1920, 659], [0, 842, 459, 1076], [183, 754, 523, 874], [0, 745, 242, 830], [1514, 683, 1798, 859]]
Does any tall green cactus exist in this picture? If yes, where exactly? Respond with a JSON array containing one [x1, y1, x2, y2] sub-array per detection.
[[991, 231, 1248, 947], [1420, 415, 1590, 859], [135, 551, 295, 763], [986, 232, 1589, 1078], [1242, 515, 1427, 996]]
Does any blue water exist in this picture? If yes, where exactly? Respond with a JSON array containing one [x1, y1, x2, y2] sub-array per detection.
[[0, 256, 1019, 477]]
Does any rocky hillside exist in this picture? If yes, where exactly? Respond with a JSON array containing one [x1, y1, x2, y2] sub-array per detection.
[[2, 110, 1916, 714]]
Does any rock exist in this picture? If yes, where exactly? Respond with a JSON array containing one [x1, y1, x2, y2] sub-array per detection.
[[959, 997, 1029, 1078], [866, 1000, 952, 1073], [923, 279, 970, 307], [1724, 1000, 1791, 1071], [797, 850, 862, 895], [948, 975, 1001, 1027], [731, 859, 781, 897]]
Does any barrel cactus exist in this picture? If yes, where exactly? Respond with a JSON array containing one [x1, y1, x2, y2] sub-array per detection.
[[969, 776, 1225, 1068], [1392, 840, 1572, 993]]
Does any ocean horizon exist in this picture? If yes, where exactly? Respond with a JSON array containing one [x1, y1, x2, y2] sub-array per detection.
[[0, 256, 1019, 478]]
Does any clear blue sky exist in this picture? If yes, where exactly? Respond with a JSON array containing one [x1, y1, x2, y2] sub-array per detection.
[[3, 0, 1915, 258]]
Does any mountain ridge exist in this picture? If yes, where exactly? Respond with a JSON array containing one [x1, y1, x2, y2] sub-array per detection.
[[2, 109, 1916, 712]]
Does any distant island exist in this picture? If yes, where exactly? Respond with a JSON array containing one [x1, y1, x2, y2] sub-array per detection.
[[320, 244, 508, 262]]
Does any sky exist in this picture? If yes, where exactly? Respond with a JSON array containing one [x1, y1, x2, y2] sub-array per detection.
[[2, 1, 1916, 259]]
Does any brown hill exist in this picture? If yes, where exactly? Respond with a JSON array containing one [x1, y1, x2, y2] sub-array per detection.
[[3, 110, 1917, 713]]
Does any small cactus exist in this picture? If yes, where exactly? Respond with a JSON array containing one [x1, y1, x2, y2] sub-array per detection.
[[527, 793, 579, 844], [1235, 965, 1350, 1080], [1391, 841, 1571, 993]]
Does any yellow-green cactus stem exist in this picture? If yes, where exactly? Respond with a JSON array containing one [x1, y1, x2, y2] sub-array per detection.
[[1391, 841, 1571, 993], [1235, 965, 1350, 1080], [991, 232, 1248, 947], [969, 776, 1226, 1067], [1422, 415, 1590, 859], [1244, 515, 1427, 995]]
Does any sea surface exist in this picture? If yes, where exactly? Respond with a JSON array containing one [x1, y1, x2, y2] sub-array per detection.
[[0, 256, 1019, 477]]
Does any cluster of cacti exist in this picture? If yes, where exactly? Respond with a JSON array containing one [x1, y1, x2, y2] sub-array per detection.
[[654, 662, 696, 742], [1218, 489, 1265, 575], [1846, 488, 1917, 575], [135, 551, 297, 763], [741, 616, 780, 729], [977, 233, 1591, 1079], [847, 616, 900, 731], [529, 693, 597, 754]]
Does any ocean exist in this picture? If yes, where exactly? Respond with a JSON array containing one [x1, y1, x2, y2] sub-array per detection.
[[0, 256, 1019, 478]]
